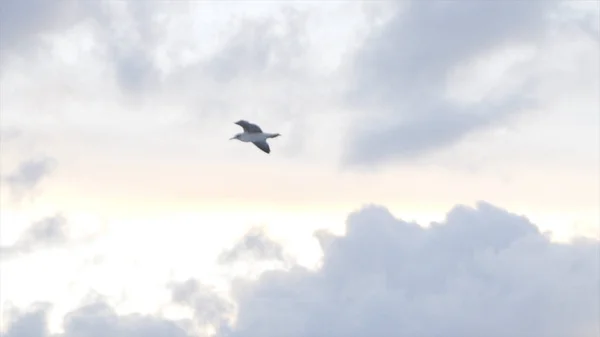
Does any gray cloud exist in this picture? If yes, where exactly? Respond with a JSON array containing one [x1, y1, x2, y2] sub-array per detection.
[[0, 0, 161, 93], [346, 96, 533, 165], [2, 300, 192, 337], [60, 301, 191, 337], [0, 1, 321, 159], [218, 227, 286, 264], [157, 9, 314, 151], [0, 0, 107, 80], [0, 0, 76, 55], [166, 9, 309, 102], [204, 11, 308, 84], [169, 279, 233, 330], [224, 202, 599, 337], [344, 0, 559, 167], [0, 215, 68, 260], [96, 1, 164, 95], [2, 202, 598, 336], [3, 156, 57, 199], [2, 303, 51, 337]]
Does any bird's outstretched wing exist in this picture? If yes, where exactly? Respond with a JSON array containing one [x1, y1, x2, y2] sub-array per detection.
[[235, 120, 263, 133], [252, 141, 270, 154]]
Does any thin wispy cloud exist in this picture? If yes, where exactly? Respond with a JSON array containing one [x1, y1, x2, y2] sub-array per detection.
[[3, 156, 57, 201], [218, 227, 286, 264], [0, 215, 68, 260]]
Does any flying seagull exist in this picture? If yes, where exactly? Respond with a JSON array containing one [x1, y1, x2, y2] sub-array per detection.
[[230, 120, 281, 154]]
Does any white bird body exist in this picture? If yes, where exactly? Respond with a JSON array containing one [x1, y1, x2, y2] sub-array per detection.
[[230, 120, 281, 154], [236, 132, 279, 143]]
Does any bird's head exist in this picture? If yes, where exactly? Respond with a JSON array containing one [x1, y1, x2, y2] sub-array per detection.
[[229, 133, 241, 140]]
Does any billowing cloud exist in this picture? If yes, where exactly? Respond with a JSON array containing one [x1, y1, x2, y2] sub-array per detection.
[[169, 279, 233, 331], [2, 202, 598, 336], [1, 303, 51, 337], [60, 301, 191, 337], [2, 300, 192, 337], [344, 0, 563, 166], [226, 202, 599, 337], [0, 214, 68, 259]]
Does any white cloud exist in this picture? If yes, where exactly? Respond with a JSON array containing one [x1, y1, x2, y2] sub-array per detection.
[[0, 0, 352, 164], [3, 202, 598, 336], [226, 202, 599, 337]]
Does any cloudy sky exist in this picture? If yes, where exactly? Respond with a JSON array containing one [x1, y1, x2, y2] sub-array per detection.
[[0, 0, 598, 336]]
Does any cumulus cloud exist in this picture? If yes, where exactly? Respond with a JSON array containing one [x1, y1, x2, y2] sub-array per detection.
[[343, 0, 562, 166], [0, 215, 68, 260], [3, 156, 57, 200], [218, 227, 286, 264], [60, 301, 192, 337], [2, 300, 192, 337], [226, 202, 599, 337], [2, 202, 598, 336], [169, 279, 233, 332], [2, 303, 51, 337]]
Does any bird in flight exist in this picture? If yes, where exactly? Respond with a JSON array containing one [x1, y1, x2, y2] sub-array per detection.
[[230, 120, 281, 154]]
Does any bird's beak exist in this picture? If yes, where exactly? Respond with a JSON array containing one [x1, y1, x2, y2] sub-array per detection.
[[229, 136, 235, 140]]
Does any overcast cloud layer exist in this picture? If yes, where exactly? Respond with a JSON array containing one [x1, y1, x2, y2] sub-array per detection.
[[0, 0, 596, 167], [1, 0, 598, 336], [3, 202, 599, 336]]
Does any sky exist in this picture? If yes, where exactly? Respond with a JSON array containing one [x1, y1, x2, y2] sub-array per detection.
[[0, 0, 598, 336]]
